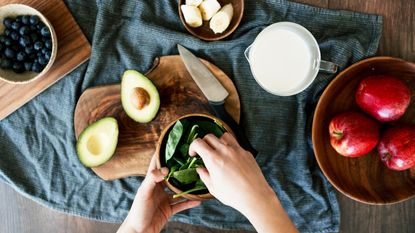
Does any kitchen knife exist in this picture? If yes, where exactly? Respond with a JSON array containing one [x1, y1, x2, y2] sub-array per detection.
[[178, 44, 258, 157]]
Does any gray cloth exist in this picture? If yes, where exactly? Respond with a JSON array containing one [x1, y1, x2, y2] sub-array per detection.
[[0, 0, 382, 232]]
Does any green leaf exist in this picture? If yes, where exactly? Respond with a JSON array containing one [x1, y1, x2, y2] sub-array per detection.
[[179, 143, 190, 157], [187, 157, 197, 169], [172, 168, 199, 184], [194, 121, 225, 138], [166, 164, 180, 181], [186, 125, 199, 143], [165, 120, 185, 163], [173, 179, 207, 198]]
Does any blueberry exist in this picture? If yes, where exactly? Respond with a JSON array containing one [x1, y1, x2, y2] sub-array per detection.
[[18, 36, 30, 47], [19, 26, 30, 36], [10, 31, 19, 41], [24, 45, 34, 55], [0, 35, 5, 43], [40, 26, 50, 37], [16, 16, 24, 23], [12, 62, 24, 73], [38, 56, 48, 65], [20, 15, 30, 25], [30, 15, 39, 25], [3, 17, 13, 28], [4, 38, 13, 46], [44, 39, 52, 49], [31, 61, 42, 73], [0, 58, 12, 69], [4, 28, 12, 37], [44, 51, 51, 60], [4, 48, 15, 59], [11, 21, 20, 31], [34, 41, 43, 50], [16, 51, 26, 61], [23, 62, 32, 71]]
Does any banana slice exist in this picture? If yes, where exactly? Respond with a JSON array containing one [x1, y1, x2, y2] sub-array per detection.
[[181, 5, 203, 28], [209, 3, 233, 34], [199, 0, 221, 21], [186, 0, 202, 7]]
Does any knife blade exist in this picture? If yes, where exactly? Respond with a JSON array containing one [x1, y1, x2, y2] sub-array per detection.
[[178, 44, 258, 157]]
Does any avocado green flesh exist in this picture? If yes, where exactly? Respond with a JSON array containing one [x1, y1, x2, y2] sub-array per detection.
[[77, 117, 119, 167], [121, 70, 160, 123]]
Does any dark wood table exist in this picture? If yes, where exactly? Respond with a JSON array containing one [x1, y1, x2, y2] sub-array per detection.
[[1, 0, 414, 232]]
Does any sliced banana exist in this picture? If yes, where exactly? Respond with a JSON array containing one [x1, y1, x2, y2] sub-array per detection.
[[181, 5, 203, 28], [186, 0, 203, 7], [199, 0, 221, 21], [209, 3, 233, 34]]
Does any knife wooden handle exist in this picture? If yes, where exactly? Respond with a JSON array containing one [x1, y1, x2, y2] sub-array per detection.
[[210, 102, 258, 157]]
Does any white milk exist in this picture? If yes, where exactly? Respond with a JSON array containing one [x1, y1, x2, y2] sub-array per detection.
[[247, 22, 320, 96]]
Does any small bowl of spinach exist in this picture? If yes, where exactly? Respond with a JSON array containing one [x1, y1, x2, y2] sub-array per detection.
[[156, 113, 232, 201]]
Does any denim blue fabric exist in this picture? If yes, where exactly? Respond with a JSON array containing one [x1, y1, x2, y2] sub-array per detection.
[[0, 1, 382, 232]]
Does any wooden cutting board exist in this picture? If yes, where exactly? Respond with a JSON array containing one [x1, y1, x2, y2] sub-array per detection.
[[0, 0, 91, 120], [74, 55, 240, 180]]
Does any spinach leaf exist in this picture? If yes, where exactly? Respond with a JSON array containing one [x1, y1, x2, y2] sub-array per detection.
[[173, 180, 207, 198], [172, 168, 199, 184], [194, 121, 225, 138], [186, 125, 199, 143], [179, 143, 190, 157], [172, 156, 185, 166], [165, 120, 185, 163], [187, 157, 197, 169], [166, 164, 180, 181]]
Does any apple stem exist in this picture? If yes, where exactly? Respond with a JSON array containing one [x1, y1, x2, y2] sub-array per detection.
[[381, 152, 391, 161], [332, 131, 343, 140]]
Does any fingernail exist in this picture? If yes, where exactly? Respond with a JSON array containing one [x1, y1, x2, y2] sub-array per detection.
[[160, 167, 169, 175]]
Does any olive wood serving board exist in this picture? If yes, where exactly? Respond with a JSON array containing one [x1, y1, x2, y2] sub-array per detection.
[[74, 55, 240, 180], [0, 0, 91, 120]]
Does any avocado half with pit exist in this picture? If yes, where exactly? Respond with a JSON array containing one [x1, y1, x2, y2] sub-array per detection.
[[121, 70, 160, 123], [76, 117, 119, 167]]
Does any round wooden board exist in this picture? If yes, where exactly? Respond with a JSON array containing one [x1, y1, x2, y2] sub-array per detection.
[[74, 55, 240, 180]]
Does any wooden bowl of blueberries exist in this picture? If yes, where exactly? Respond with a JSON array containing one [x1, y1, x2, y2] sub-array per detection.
[[0, 4, 57, 84]]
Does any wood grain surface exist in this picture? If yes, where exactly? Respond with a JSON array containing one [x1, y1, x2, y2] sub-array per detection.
[[313, 57, 415, 204], [74, 55, 240, 180], [1, 0, 415, 233], [0, 0, 91, 120]]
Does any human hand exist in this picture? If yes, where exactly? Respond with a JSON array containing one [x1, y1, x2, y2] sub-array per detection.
[[117, 155, 201, 233], [189, 133, 298, 233], [189, 132, 273, 214]]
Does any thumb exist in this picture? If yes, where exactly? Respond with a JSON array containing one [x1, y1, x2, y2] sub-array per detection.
[[196, 167, 212, 189], [143, 167, 169, 190]]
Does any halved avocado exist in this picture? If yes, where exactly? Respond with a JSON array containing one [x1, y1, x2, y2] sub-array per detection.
[[76, 117, 119, 167], [121, 70, 160, 123]]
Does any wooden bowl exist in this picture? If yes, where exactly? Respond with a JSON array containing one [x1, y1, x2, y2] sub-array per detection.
[[312, 56, 415, 204], [0, 4, 58, 84], [178, 0, 244, 41], [155, 113, 233, 201]]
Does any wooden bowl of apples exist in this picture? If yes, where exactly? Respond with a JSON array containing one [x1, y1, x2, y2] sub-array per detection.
[[312, 56, 415, 204], [178, 0, 244, 41]]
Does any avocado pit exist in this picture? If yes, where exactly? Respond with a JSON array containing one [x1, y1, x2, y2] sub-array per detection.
[[131, 87, 150, 110]]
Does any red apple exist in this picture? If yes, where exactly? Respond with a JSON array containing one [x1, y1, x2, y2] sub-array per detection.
[[355, 75, 411, 122], [378, 125, 415, 171], [329, 112, 380, 157]]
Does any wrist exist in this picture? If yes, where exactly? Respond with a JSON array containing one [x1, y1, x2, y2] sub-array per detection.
[[237, 188, 298, 233]]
